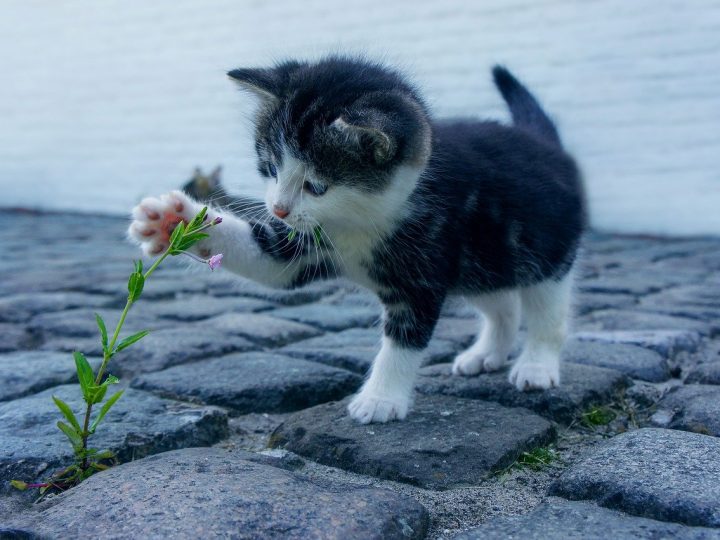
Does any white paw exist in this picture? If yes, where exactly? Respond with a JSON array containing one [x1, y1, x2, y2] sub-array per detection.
[[509, 359, 560, 391], [128, 191, 199, 256], [452, 348, 506, 376], [348, 390, 411, 424]]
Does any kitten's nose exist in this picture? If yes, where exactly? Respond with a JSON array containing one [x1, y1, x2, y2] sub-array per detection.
[[273, 204, 290, 219]]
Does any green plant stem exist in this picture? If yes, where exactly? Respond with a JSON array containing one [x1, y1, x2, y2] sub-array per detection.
[[79, 249, 171, 470]]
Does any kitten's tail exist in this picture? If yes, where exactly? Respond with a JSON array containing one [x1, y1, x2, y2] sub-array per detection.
[[492, 65, 562, 148]]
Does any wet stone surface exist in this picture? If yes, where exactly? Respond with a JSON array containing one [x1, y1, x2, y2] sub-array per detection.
[[1, 211, 719, 538]]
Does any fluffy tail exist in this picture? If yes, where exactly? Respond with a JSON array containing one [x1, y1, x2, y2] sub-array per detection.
[[492, 65, 561, 147]]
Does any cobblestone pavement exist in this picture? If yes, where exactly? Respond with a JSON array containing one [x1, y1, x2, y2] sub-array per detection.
[[1, 210, 719, 539]]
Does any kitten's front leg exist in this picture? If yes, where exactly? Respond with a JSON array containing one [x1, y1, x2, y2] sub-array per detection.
[[128, 191, 326, 289], [348, 300, 442, 424]]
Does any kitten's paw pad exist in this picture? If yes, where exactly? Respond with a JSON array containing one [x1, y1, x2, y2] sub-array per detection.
[[509, 361, 559, 391], [348, 391, 410, 424], [128, 191, 197, 256], [452, 349, 506, 376]]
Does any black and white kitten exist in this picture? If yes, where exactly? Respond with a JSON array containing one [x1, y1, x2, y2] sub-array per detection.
[[129, 56, 585, 424]]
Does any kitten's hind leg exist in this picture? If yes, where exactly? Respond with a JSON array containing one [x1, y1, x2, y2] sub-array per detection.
[[452, 290, 521, 376], [510, 270, 574, 391]]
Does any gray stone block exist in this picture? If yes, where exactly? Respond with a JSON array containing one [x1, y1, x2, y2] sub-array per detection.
[[0, 385, 228, 492], [132, 352, 361, 414], [271, 303, 379, 331], [653, 384, 720, 436], [141, 294, 274, 321], [416, 362, 628, 423], [0, 292, 114, 324], [574, 329, 702, 358], [28, 308, 171, 339], [197, 312, 322, 347], [686, 361, 720, 384], [0, 324, 33, 353], [549, 428, 720, 527], [454, 498, 720, 539], [280, 327, 461, 373], [110, 327, 257, 376], [578, 309, 714, 335], [270, 395, 555, 489], [0, 351, 101, 402], [562, 339, 670, 382], [8, 448, 428, 539]]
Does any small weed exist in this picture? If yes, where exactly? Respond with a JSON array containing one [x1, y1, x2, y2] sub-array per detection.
[[516, 446, 559, 470], [494, 445, 559, 477], [581, 405, 617, 428], [11, 207, 222, 496]]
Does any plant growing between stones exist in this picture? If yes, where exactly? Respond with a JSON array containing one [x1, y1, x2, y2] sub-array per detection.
[[581, 405, 617, 428], [494, 445, 560, 477], [11, 207, 222, 495]]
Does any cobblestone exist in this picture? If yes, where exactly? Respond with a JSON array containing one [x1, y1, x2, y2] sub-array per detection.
[[1, 210, 718, 538], [131, 352, 361, 414], [270, 395, 556, 489]]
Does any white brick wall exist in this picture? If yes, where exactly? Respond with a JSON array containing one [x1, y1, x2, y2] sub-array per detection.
[[0, 0, 718, 234]]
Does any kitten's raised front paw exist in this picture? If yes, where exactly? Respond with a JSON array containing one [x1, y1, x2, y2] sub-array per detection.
[[348, 390, 411, 424], [128, 191, 199, 256], [452, 348, 506, 376], [509, 358, 559, 391]]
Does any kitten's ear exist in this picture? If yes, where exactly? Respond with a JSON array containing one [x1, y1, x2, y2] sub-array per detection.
[[331, 117, 396, 165], [227, 68, 279, 102]]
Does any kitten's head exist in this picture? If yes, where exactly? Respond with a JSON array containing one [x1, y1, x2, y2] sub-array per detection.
[[228, 56, 432, 234], [182, 166, 224, 202]]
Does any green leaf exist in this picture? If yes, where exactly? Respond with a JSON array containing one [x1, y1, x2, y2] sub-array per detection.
[[103, 374, 120, 385], [287, 229, 297, 242], [52, 396, 81, 432], [57, 421, 82, 450], [10, 480, 28, 491], [187, 207, 208, 231], [87, 374, 120, 405], [95, 313, 108, 352], [175, 232, 209, 252], [127, 272, 145, 303], [168, 220, 186, 249], [313, 226, 323, 246], [90, 389, 124, 433], [134, 259, 143, 274], [87, 384, 107, 405], [114, 330, 149, 353], [73, 352, 95, 402]]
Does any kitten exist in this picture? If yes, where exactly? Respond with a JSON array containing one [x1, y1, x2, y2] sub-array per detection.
[[129, 56, 585, 424]]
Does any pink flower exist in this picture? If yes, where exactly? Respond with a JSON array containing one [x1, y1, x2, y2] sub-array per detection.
[[213, 216, 223, 225], [207, 254, 223, 271]]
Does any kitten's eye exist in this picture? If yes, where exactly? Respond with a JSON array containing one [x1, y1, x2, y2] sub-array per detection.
[[303, 181, 328, 196], [268, 163, 277, 178]]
